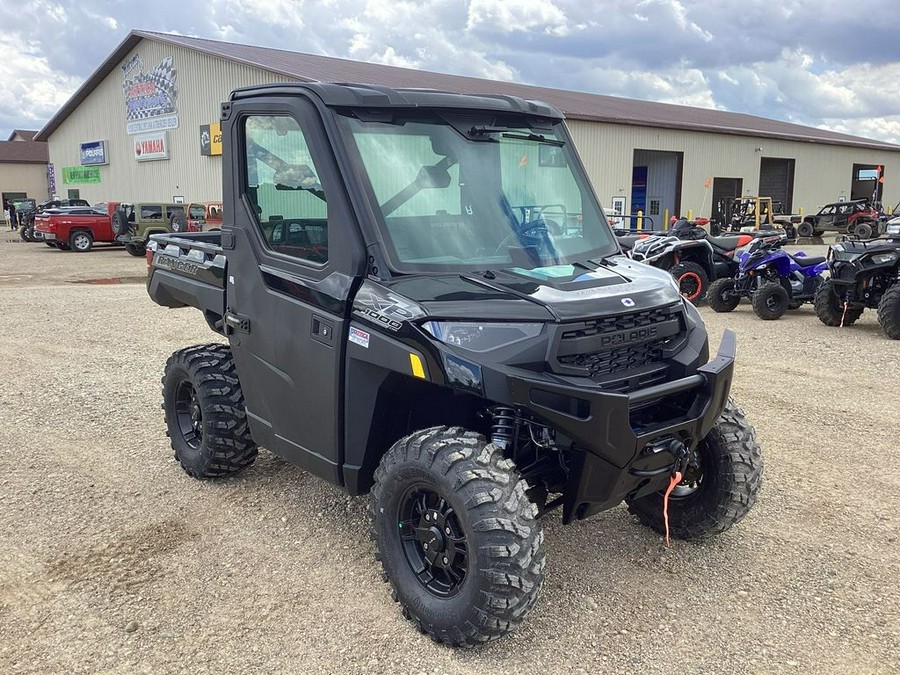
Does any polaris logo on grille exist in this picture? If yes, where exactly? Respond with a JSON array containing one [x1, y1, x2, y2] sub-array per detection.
[[621, 298, 635, 307], [599, 326, 658, 347]]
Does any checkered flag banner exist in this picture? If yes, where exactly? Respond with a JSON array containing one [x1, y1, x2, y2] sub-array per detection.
[[123, 57, 178, 121]]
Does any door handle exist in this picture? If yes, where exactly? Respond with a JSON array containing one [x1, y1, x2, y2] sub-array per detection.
[[311, 315, 334, 345], [224, 310, 251, 335]]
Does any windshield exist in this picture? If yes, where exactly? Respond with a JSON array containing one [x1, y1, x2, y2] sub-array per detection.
[[340, 113, 616, 272]]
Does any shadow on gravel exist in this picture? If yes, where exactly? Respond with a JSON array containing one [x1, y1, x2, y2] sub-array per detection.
[[68, 276, 147, 285]]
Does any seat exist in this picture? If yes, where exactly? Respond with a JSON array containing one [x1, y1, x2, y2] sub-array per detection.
[[707, 235, 746, 251], [616, 234, 648, 250], [790, 255, 826, 267]]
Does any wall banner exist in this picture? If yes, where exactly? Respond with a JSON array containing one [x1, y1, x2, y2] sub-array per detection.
[[47, 163, 56, 194], [62, 166, 102, 184], [200, 122, 223, 156], [122, 54, 179, 135], [133, 131, 169, 162]]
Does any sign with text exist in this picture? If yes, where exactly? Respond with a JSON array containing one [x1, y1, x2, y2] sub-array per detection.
[[200, 122, 222, 156], [62, 166, 101, 184], [122, 54, 179, 135], [133, 131, 169, 162], [79, 140, 108, 166], [48, 163, 56, 194]]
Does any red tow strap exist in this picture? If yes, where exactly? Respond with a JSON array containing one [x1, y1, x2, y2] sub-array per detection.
[[663, 471, 682, 546]]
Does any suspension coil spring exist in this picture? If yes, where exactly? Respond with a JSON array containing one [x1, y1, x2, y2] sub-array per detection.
[[489, 406, 518, 450]]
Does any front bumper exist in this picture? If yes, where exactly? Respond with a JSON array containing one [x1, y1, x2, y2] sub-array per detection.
[[505, 330, 736, 522]]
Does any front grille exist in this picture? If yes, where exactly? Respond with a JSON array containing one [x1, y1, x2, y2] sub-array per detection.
[[552, 304, 683, 390], [560, 307, 672, 340], [558, 341, 663, 377]]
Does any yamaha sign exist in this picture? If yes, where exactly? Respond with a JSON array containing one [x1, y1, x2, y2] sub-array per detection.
[[80, 140, 108, 166]]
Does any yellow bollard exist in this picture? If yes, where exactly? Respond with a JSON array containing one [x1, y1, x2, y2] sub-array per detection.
[[687, 209, 693, 221], [664, 208, 669, 231], [799, 207, 804, 216], [637, 210, 643, 231]]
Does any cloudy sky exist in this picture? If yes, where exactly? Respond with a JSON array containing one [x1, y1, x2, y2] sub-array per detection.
[[2, 0, 900, 143]]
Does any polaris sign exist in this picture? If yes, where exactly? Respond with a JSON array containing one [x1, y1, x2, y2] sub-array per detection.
[[80, 140, 108, 166]]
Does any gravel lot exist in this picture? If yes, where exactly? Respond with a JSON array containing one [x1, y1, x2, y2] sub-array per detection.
[[1, 233, 898, 674]]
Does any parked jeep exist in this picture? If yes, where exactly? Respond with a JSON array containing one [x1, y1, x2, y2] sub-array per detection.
[[112, 203, 186, 256], [797, 199, 880, 238], [171, 201, 224, 233]]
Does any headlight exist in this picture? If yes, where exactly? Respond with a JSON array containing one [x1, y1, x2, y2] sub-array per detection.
[[871, 252, 898, 265], [887, 223, 900, 235], [422, 321, 542, 352]]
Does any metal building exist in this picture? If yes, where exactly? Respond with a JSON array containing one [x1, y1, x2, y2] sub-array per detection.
[[36, 30, 900, 226]]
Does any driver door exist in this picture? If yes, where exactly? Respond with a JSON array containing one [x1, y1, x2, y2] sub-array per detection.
[[223, 96, 365, 483]]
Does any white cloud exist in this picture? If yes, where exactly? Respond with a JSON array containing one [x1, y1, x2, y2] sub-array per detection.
[[467, 0, 571, 36], [0, 0, 898, 145]]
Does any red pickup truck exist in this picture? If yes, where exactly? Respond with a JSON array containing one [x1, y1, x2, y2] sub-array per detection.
[[35, 202, 121, 252]]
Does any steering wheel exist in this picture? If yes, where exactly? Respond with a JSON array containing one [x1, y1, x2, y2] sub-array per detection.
[[492, 218, 562, 256]]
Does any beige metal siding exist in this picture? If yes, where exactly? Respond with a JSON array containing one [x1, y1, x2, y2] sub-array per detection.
[[0, 164, 49, 200], [568, 120, 900, 217], [46, 39, 292, 204], [47, 36, 900, 217]]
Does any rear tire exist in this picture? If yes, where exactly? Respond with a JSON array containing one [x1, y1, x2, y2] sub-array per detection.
[[797, 221, 815, 238], [707, 278, 740, 313], [20, 226, 32, 242], [371, 427, 545, 647], [814, 279, 864, 327], [752, 282, 789, 320], [125, 242, 145, 257], [669, 261, 709, 305], [70, 230, 93, 253], [876, 284, 900, 339], [627, 399, 762, 539], [162, 344, 258, 478]]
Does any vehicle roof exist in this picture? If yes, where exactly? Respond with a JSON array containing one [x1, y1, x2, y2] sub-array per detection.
[[230, 82, 564, 120]]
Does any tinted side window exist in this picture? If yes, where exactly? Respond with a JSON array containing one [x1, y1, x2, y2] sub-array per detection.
[[141, 205, 162, 220], [244, 115, 328, 264]]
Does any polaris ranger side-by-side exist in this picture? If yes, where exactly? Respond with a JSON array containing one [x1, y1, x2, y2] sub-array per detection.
[[147, 83, 762, 647]]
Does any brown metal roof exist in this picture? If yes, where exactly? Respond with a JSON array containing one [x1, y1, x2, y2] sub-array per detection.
[[0, 140, 48, 163], [35, 30, 900, 152]]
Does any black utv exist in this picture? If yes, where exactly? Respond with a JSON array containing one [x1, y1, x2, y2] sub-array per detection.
[[146, 83, 763, 647], [815, 234, 900, 338]]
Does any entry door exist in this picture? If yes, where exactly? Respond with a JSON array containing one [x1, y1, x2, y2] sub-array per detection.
[[223, 98, 359, 484]]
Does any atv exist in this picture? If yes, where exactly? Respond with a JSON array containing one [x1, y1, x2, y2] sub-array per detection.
[[629, 219, 768, 304], [707, 234, 827, 320], [815, 233, 900, 338]]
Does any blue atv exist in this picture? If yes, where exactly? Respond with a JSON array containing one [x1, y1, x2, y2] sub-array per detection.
[[707, 234, 827, 320]]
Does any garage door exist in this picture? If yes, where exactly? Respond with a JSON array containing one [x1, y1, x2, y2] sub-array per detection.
[[759, 158, 795, 212]]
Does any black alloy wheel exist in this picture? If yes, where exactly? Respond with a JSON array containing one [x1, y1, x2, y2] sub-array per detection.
[[174, 379, 203, 450], [397, 486, 468, 597]]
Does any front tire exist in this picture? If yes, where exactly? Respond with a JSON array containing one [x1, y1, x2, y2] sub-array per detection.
[[626, 399, 762, 540], [162, 344, 258, 478], [371, 427, 545, 647], [797, 221, 815, 238], [707, 278, 740, 312], [814, 279, 864, 327], [670, 261, 709, 305], [751, 282, 789, 320], [877, 284, 900, 339]]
